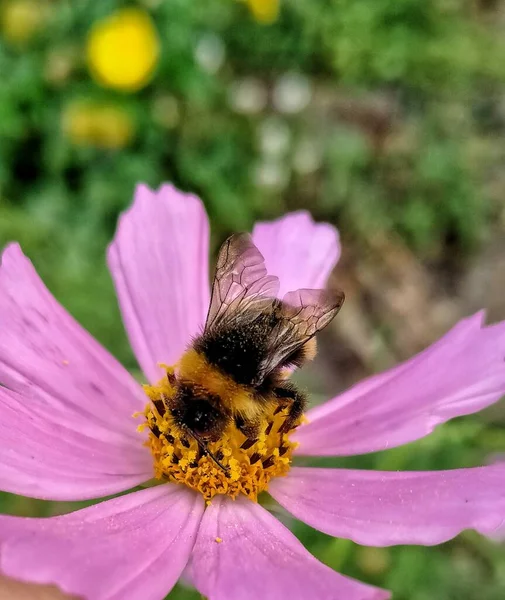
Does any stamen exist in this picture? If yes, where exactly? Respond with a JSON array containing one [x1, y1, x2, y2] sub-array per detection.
[[249, 452, 262, 465], [262, 455, 276, 469], [240, 438, 257, 450], [139, 366, 300, 502], [150, 424, 161, 438], [152, 399, 166, 416]]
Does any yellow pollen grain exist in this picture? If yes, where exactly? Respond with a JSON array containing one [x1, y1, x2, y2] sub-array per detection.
[[215, 537, 223, 543], [139, 366, 300, 503]]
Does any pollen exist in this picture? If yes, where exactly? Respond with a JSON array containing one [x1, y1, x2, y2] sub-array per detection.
[[139, 367, 300, 503]]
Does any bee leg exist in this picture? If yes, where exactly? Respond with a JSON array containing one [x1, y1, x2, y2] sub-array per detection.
[[274, 384, 307, 434], [181, 425, 230, 475]]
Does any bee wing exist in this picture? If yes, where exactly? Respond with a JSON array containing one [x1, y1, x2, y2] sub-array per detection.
[[256, 288, 345, 381], [205, 233, 280, 332]]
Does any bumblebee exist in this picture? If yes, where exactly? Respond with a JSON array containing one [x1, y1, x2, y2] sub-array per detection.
[[164, 233, 344, 469]]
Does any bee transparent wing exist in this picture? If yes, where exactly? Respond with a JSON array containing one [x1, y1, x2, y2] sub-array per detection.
[[205, 233, 280, 332], [256, 288, 345, 381]]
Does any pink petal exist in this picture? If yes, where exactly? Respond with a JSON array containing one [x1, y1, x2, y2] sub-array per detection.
[[0, 485, 204, 600], [269, 465, 505, 547], [0, 244, 152, 499], [0, 386, 151, 500], [252, 211, 340, 297], [294, 312, 505, 456], [108, 184, 210, 383], [190, 495, 390, 600]]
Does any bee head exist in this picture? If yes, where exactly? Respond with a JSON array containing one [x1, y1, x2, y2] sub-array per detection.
[[171, 384, 226, 440]]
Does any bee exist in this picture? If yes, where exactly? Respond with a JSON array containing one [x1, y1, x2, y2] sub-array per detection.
[[163, 233, 344, 469]]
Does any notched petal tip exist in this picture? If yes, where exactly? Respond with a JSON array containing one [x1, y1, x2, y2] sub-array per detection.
[[108, 183, 206, 254], [252, 210, 341, 296], [0, 242, 28, 270]]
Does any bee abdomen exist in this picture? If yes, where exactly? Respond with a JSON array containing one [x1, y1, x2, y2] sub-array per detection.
[[194, 314, 274, 387]]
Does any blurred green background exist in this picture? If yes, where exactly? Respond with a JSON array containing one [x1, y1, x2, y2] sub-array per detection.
[[1, 0, 505, 598]]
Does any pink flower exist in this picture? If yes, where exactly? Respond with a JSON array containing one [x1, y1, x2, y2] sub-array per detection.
[[0, 183, 504, 600]]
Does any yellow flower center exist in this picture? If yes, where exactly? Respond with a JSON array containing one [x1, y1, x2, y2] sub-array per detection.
[[139, 366, 298, 502]]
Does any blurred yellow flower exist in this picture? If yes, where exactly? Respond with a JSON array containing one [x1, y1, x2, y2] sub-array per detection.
[[151, 94, 180, 129], [86, 8, 160, 92], [44, 46, 78, 86], [62, 101, 135, 149], [0, 0, 49, 46], [247, 0, 280, 24], [356, 547, 391, 576]]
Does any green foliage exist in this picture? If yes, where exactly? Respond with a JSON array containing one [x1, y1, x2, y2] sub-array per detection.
[[1, 1, 505, 599], [323, 0, 504, 90]]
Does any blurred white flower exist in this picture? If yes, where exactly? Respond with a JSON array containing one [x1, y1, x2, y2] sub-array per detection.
[[254, 160, 290, 190], [195, 33, 226, 74], [293, 138, 323, 174], [229, 77, 267, 114], [259, 117, 291, 157], [273, 72, 312, 114]]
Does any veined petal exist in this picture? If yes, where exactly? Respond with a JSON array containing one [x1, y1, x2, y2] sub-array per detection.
[[269, 465, 505, 546], [252, 211, 340, 297], [0, 244, 151, 498], [294, 312, 505, 456], [190, 495, 390, 600], [0, 485, 204, 600], [0, 243, 146, 433], [108, 184, 210, 383], [269, 466, 505, 547], [0, 386, 151, 500]]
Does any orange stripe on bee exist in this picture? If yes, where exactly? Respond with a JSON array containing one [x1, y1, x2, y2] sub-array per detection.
[[304, 337, 317, 362], [178, 349, 262, 420]]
